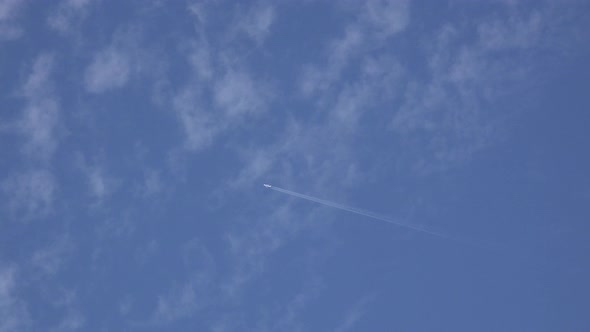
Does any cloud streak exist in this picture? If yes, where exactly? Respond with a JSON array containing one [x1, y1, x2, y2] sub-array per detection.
[[0, 0, 24, 40], [84, 47, 130, 93], [2, 168, 56, 222], [0, 266, 30, 332]]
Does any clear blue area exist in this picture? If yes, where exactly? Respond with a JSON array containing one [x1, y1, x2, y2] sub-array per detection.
[[1, 1, 589, 331]]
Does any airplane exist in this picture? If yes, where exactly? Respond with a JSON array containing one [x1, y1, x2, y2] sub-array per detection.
[[263, 184, 272, 188]]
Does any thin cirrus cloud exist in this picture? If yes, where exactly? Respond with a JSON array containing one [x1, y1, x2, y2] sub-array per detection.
[[234, 3, 275, 44], [18, 54, 60, 163], [0, 0, 24, 40], [1, 53, 60, 222], [47, 0, 91, 34], [300, 0, 409, 98], [0, 266, 31, 331], [30, 236, 72, 276], [84, 47, 131, 94], [2, 169, 56, 221], [1, 1, 588, 331], [235, 1, 409, 191], [173, 87, 218, 151], [146, 241, 216, 325], [390, 8, 554, 173], [171, 10, 274, 152]]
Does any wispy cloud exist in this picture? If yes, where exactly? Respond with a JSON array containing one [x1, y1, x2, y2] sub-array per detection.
[[175, 64, 271, 148], [75, 154, 118, 205], [233, 3, 275, 44], [84, 47, 130, 93], [0, 266, 31, 332], [2, 169, 56, 221], [173, 87, 218, 151], [170, 4, 275, 152], [1, 53, 61, 220], [300, 26, 364, 97], [152, 282, 199, 323], [18, 54, 60, 163], [47, 0, 92, 34], [0, 0, 24, 40], [50, 311, 85, 332], [83, 27, 147, 94], [221, 201, 310, 299], [390, 6, 563, 174], [148, 241, 215, 325], [361, 0, 409, 38], [214, 68, 272, 117], [87, 167, 112, 201], [140, 169, 162, 196], [31, 236, 72, 276], [300, 0, 409, 98], [257, 277, 323, 332], [334, 295, 373, 332], [45, 289, 85, 332]]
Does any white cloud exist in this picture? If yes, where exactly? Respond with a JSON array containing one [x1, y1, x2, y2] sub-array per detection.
[[21, 54, 54, 97], [187, 41, 214, 82], [334, 295, 373, 332], [330, 56, 402, 130], [221, 201, 311, 299], [153, 282, 198, 323], [187, 2, 207, 25], [31, 236, 72, 276], [84, 47, 130, 93], [300, 26, 363, 97], [0, 0, 20, 21], [76, 155, 118, 204], [173, 87, 218, 151], [88, 167, 109, 200], [0, 0, 24, 41], [19, 101, 60, 163], [261, 278, 323, 332], [300, 1, 409, 98], [232, 55, 405, 189], [47, 0, 92, 34], [0, 266, 31, 332], [390, 7, 557, 173], [214, 69, 271, 117], [141, 170, 161, 196], [157, 3, 278, 153], [236, 4, 275, 44], [2, 169, 56, 221], [150, 242, 215, 324], [362, 0, 409, 38], [1, 54, 61, 221], [174, 56, 272, 151], [18, 54, 61, 163], [50, 311, 85, 332], [230, 148, 273, 188], [478, 10, 542, 51]]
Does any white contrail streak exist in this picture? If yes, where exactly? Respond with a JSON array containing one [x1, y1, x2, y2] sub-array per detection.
[[266, 184, 449, 239], [265, 184, 494, 248]]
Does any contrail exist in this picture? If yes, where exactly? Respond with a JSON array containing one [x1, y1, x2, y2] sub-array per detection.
[[264, 184, 448, 239], [264, 184, 494, 248]]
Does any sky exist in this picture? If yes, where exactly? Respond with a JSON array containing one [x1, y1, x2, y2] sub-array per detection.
[[1, 0, 590, 331]]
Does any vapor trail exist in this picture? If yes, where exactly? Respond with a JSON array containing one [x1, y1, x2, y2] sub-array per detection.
[[264, 184, 499, 249], [265, 184, 451, 240]]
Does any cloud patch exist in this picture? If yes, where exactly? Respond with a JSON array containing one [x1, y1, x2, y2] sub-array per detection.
[[2, 169, 56, 221], [84, 47, 130, 93], [18, 54, 61, 163], [0, 266, 31, 331], [234, 3, 275, 44], [47, 0, 92, 34], [0, 0, 24, 40]]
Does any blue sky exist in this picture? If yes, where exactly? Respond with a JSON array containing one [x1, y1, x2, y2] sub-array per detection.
[[1, 0, 590, 331]]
